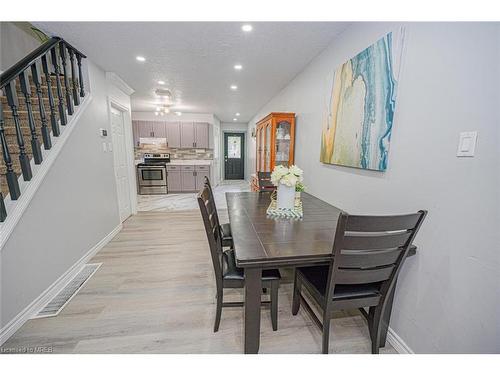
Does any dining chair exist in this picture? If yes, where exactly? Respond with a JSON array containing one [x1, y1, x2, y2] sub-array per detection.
[[292, 210, 427, 354], [257, 171, 275, 192], [203, 176, 232, 248], [197, 185, 281, 332]]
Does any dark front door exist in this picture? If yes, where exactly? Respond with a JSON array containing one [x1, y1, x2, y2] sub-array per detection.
[[224, 132, 245, 180]]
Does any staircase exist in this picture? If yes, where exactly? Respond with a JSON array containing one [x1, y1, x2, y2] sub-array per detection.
[[0, 37, 87, 222]]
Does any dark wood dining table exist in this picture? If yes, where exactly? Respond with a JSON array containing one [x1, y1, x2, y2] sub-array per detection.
[[226, 191, 416, 354]]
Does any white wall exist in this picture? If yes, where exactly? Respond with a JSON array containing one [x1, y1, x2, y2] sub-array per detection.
[[220, 122, 249, 180], [1, 61, 121, 330], [248, 22, 500, 353], [0, 22, 41, 71]]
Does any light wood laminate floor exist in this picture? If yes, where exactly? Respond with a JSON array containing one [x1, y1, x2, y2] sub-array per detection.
[[2, 209, 396, 354]]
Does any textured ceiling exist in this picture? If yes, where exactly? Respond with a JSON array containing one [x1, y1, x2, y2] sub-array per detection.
[[34, 22, 350, 122]]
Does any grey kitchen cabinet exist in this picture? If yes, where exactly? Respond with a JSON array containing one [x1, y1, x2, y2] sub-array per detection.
[[132, 120, 140, 147], [166, 165, 182, 192], [152, 121, 166, 139], [194, 122, 209, 148], [181, 165, 196, 191], [138, 120, 153, 138], [180, 122, 195, 148], [166, 122, 181, 148], [195, 165, 211, 190]]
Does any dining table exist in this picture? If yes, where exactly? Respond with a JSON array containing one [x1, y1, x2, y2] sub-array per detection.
[[226, 191, 417, 354]]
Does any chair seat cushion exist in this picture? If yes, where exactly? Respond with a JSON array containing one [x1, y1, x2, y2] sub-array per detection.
[[297, 266, 381, 300], [223, 250, 280, 281]]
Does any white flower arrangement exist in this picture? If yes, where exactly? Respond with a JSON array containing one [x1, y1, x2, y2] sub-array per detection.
[[271, 165, 304, 187]]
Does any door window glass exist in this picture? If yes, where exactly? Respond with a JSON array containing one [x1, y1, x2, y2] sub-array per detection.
[[228, 136, 241, 158]]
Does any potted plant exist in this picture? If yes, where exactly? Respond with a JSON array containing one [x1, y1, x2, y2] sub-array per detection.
[[271, 165, 304, 209]]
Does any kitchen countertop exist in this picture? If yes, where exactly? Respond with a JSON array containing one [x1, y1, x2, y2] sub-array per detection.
[[135, 159, 212, 166]]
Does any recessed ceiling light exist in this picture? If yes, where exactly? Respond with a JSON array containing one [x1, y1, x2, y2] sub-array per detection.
[[234, 64, 243, 70], [242, 24, 253, 32], [157, 80, 165, 85], [235, 112, 240, 116], [230, 85, 238, 91], [233, 118, 237, 121], [136, 56, 146, 62], [175, 111, 182, 116], [154, 112, 159, 116]]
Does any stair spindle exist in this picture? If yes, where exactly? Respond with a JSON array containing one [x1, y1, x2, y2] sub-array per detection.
[[68, 48, 80, 106], [0, 101, 21, 199], [30, 61, 52, 150], [58, 43, 74, 115], [50, 45, 68, 126], [4, 80, 32, 181], [76, 54, 85, 97], [0, 192, 6, 222], [19, 70, 43, 165], [41, 53, 60, 137]]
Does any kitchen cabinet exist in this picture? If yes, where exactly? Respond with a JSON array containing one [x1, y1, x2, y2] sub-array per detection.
[[135, 120, 166, 138], [194, 122, 209, 148], [132, 121, 140, 147], [152, 122, 166, 138], [138, 120, 153, 138], [195, 165, 210, 190], [180, 122, 195, 148], [166, 122, 181, 148], [181, 165, 197, 191], [166, 165, 182, 192]]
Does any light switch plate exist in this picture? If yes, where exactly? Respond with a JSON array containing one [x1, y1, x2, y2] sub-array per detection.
[[457, 131, 477, 157]]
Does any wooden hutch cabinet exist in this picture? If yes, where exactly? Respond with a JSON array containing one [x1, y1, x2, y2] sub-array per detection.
[[251, 112, 296, 191]]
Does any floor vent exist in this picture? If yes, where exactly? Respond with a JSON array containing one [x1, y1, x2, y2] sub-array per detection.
[[33, 263, 102, 319]]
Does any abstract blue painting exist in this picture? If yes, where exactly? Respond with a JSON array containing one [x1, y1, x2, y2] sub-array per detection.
[[320, 30, 405, 171]]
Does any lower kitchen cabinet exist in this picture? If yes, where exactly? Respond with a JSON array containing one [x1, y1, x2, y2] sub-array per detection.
[[168, 164, 211, 192], [166, 165, 182, 192]]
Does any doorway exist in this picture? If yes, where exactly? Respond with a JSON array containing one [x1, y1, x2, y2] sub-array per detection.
[[224, 132, 245, 180], [110, 105, 132, 222]]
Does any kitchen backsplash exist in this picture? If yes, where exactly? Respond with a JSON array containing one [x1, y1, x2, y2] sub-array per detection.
[[135, 144, 213, 160]]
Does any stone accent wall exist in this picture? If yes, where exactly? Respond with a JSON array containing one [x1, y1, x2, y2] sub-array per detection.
[[135, 144, 213, 160]]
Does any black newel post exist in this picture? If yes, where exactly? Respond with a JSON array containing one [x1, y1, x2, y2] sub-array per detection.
[[0, 192, 6, 222], [50, 45, 68, 125], [19, 69, 43, 164], [4, 80, 32, 181], [0, 101, 21, 199], [59, 43, 74, 115], [41, 52, 60, 137]]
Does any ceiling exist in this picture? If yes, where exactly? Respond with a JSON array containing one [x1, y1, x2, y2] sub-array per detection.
[[34, 22, 350, 122]]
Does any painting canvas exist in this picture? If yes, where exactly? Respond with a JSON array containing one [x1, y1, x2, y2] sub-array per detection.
[[320, 30, 405, 171]]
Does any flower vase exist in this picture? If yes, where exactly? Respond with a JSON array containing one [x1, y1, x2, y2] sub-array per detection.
[[277, 184, 295, 210]]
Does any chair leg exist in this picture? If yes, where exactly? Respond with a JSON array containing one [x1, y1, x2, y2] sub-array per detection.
[[214, 289, 223, 332], [371, 305, 383, 354], [322, 312, 331, 354], [292, 271, 301, 315], [270, 281, 279, 331]]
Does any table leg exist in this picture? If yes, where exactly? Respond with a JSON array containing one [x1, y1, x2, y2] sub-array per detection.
[[244, 267, 262, 354], [380, 279, 397, 347]]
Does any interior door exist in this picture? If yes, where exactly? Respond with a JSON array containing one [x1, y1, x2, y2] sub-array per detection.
[[224, 133, 245, 180], [110, 107, 132, 222]]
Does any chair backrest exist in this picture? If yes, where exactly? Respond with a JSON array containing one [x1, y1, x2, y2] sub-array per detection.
[[203, 176, 222, 231], [257, 172, 275, 192], [325, 210, 427, 304], [197, 185, 224, 287]]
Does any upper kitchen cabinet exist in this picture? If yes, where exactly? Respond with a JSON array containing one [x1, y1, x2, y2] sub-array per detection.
[[194, 122, 209, 148], [135, 120, 166, 139], [180, 121, 210, 148], [166, 122, 181, 148]]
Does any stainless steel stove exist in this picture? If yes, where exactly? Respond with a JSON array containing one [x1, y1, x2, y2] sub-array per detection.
[[137, 153, 170, 195]]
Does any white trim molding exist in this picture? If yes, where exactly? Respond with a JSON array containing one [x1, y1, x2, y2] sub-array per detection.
[[387, 326, 414, 354], [106, 72, 135, 96], [0, 95, 93, 250], [0, 223, 122, 346]]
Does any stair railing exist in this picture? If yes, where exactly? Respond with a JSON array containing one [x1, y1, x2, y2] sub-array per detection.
[[0, 37, 87, 222]]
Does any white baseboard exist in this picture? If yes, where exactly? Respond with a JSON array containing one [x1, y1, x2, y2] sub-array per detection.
[[387, 326, 414, 354], [0, 223, 122, 346]]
